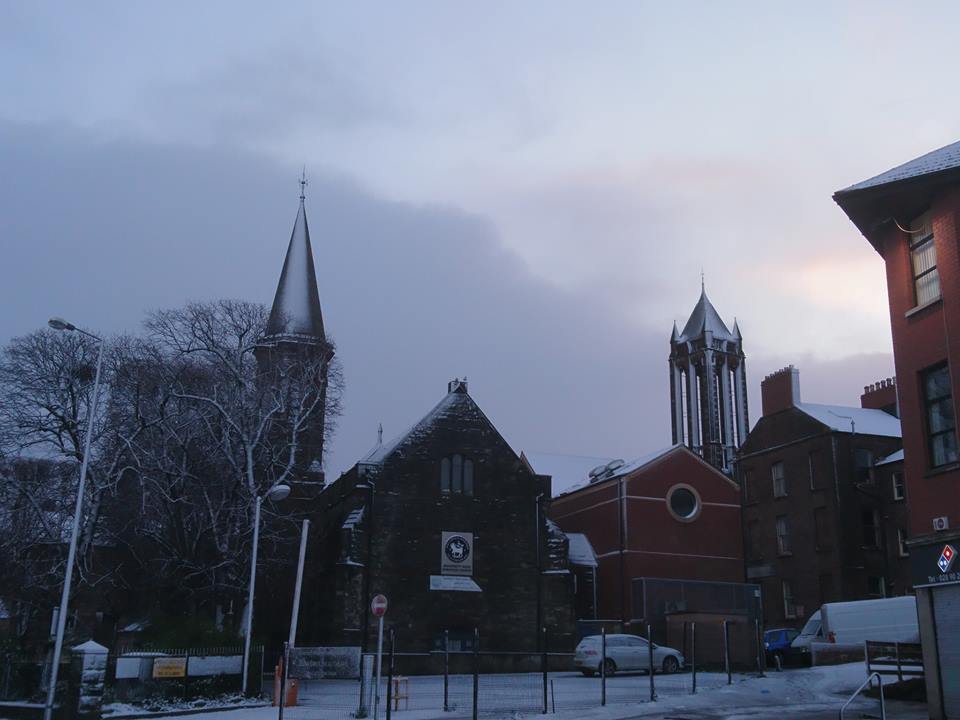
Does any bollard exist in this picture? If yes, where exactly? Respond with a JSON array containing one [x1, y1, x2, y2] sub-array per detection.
[[472, 628, 479, 720], [386, 629, 395, 720], [541, 627, 548, 714], [443, 629, 450, 712], [755, 619, 765, 677], [691, 622, 697, 694], [647, 623, 656, 702], [723, 621, 731, 685], [600, 627, 606, 706]]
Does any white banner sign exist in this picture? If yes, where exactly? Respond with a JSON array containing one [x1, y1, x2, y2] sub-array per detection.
[[440, 531, 473, 576], [430, 575, 482, 592]]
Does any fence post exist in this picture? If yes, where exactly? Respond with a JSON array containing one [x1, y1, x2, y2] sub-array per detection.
[[723, 621, 731, 685], [647, 623, 655, 702], [183, 650, 190, 700], [541, 627, 548, 714], [755, 619, 765, 677], [472, 628, 479, 720], [691, 622, 696, 695], [600, 627, 606, 707], [895, 642, 903, 683], [550, 678, 556, 713], [386, 629, 395, 720], [443, 630, 450, 712], [278, 642, 289, 720]]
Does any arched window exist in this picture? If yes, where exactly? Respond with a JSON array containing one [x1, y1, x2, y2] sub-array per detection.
[[440, 458, 451, 492], [452, 454, 463, 493], [440, 455, 474, 496]]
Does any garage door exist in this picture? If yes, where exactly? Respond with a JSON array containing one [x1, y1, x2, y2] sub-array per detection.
[[933, 584, 960, 717]]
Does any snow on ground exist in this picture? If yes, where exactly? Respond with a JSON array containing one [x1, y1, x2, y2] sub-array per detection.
[[117, 662, 916, 720]]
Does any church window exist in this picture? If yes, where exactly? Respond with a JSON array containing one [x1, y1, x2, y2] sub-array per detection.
[[892, 472, 905, 501], [909, 211, 940, 306], [666, 484, 701, 522], [441, 455, 474, 496], [922, 363, 958, 468]]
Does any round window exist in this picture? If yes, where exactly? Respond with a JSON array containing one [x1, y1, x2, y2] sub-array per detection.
[[668, 486, 700, 521]]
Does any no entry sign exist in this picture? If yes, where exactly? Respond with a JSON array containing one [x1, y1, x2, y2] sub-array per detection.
[[371, 594, 388, 617]]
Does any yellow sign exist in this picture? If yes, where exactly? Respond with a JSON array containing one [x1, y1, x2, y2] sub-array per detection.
[[152, 657, 187, 679]]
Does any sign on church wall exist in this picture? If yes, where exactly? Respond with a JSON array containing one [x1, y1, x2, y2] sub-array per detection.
[[440, 531, 473, 576]]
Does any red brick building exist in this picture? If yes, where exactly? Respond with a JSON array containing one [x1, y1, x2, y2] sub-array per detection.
[[539, 445, 745, 629], [835, 140, 960, 718], [738, 367, 905, 628]]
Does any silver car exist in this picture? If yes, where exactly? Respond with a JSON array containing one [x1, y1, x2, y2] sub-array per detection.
[[574, 634, 684, 676]]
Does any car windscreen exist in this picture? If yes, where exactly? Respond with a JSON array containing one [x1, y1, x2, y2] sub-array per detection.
[[798, 615, 821, 637]]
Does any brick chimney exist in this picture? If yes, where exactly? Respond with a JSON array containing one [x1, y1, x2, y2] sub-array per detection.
[[761, 366, 801, 416], [861, 377, 898, 417], [448, 377, 469, 394]]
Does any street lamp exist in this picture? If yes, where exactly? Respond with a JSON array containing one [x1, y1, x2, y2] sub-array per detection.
[[241, 483, 291, 695], [43, 318, 104, 720]]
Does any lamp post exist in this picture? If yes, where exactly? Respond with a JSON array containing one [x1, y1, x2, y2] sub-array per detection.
[[241, 483, 291, 695], [43, 318, 104, 720]]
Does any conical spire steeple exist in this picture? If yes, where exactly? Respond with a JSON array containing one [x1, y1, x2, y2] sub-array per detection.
[[264, 181, 325, 339]]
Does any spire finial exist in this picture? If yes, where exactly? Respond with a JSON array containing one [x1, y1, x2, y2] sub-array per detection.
[[299, 166, 308, 202], [377, 423, 383, 445], [701, 269, 705, 292]]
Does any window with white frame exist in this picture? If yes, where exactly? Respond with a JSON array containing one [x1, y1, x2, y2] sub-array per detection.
[[909, 211, 940, 306], [772, 461, 787, 497], [892, 471, 905, 501], [776, 515, 791, 555], [783, 580, 797, 619], [898, 528, 909, 557]]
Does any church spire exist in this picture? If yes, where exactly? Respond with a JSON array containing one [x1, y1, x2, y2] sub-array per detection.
[[264, 177, 325, 339]]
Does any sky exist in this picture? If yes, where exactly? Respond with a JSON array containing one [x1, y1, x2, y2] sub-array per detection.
[[1, 2, 958, 478]]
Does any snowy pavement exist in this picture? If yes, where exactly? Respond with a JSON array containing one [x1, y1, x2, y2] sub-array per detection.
[[94, 663, 926, 720]]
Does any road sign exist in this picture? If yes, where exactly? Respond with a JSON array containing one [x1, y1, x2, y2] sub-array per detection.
[[371, 594, 388, 617]]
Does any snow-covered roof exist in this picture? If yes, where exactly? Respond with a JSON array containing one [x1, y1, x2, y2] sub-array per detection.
[[796, 403, 901, 438], [566, 533, 598, 568], [362, 391, 463, 464], [523, 451, 614, 497], [264, 198, 325, 339], [676, 288, 736, 343], [876, 449, 904, 466], [838, 139, 960, 194], [544, 445, 683, 497]]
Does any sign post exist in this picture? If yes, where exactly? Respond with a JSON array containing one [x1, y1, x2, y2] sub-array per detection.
[[371, 594, 388, 720]]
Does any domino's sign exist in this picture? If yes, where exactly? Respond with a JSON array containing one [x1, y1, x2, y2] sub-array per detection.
[[938, 544, 956, 573]]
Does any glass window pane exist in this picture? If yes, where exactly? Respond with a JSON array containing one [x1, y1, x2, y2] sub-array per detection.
[[929, 399, 954, 433], [463, 459, 474, 496], [441, 458, 451, 491], [911, 239, 936, 275], [916, 269, 941, 305], [925, 366, 951, 400], [452, 454, 463, 493]]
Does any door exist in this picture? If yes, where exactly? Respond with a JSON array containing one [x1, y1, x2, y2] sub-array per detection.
[[933, 585, 960, 716], [623, 636, 650, 671]]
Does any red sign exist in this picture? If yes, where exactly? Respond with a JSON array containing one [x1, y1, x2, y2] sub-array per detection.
[[371, 594, 388, 617]]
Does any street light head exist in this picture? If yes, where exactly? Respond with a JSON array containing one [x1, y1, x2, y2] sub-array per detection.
[[48, 318, 76, 332], [265, 484, 291, 502]]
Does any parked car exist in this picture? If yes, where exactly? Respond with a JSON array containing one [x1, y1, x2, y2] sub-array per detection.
[[790, 596, 919, 660], [763, 627, 800, 666], [574, 634, 684, 676]]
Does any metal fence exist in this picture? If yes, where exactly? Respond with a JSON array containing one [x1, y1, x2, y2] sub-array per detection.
[[283, 623, 761, 720]]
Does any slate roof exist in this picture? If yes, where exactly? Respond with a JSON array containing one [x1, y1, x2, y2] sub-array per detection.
[[795, 403, 901, 439], [676, 288, 736, 343], [566, 533, 598, 568], [264, 197, 326, 339], [837, 139, 960, 195], [876, 448, 905, 466]]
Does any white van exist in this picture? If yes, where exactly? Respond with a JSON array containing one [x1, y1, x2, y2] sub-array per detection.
[[791, 596, 919, 655]]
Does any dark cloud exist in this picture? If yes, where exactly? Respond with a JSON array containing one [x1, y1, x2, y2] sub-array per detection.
[[0, 123, 894, 479]]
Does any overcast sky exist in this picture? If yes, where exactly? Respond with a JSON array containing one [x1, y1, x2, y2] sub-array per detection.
[[2, 2, 958, 477]]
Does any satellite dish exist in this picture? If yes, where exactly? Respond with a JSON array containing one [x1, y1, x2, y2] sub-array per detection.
[[589, 464, 608, 479], [605, 459, 625, 473]]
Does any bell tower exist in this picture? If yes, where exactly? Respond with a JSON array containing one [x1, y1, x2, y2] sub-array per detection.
[[255, 176, 333, 486], [668, 284, 748, 473]]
